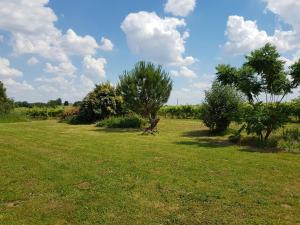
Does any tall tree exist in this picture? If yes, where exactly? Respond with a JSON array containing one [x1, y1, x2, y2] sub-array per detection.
[[118, 61, 173, 131], [216, 43, 300, 141], [0, 81, 7, 101], [0, 81, 14, 114]]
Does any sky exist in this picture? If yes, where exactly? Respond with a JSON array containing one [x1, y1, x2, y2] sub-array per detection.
[[0, 0, 300, 104]]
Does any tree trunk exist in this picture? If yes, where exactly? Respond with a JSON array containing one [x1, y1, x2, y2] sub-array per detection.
[[264, 128, 272, 141]]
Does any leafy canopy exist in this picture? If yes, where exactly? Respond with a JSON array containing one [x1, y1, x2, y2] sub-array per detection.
[[118, 61, 173, 122], [202, 82, 244, 133], [77, 82, 123, 123], [216, 44, 300, 141], [216, 43, 300, 104], [0, 81, 14, 114]]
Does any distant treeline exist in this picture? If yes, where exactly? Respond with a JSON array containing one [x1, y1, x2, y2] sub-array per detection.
[[15, 99, 82, 108]]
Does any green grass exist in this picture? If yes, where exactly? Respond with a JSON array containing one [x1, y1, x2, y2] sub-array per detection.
[[0, 119, 299, 225]]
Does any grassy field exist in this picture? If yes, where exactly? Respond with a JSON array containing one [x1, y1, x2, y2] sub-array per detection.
[[0, 119, 300, 225]]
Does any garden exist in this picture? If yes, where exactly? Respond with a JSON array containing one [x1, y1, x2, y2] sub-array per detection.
[[1, 44, 300, 224]]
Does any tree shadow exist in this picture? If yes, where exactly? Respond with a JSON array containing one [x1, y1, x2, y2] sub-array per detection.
[[176, 139, 231, 149], [181, 130, 212, 138], [91, 127, 142, 133]]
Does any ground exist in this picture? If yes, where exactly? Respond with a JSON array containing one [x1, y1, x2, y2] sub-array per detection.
[[0, 119, 299, 225]]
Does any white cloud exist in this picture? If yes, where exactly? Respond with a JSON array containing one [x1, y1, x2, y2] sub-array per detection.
[[61, 29, 99, 56], [264, 0, 300, 31], [0, 57, 23, 78], [224, 0, 300, 56], [83, 55, 107, 78], [3, 78, 34, 92], [80, 74, 95, 90], [171, 66, 197, 78], [45, 61, 76, 77], [121, 11, 195, 66], [27, 57, 39, 66], [99, 37, 114, 51], [0, 0, 110, 63], [164, 0, 196, 17]]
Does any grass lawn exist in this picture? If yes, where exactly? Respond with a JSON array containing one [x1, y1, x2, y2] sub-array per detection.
[[0, 119, 299, 225]]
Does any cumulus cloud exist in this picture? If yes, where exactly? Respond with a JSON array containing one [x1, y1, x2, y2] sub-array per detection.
[[83, 55, 107, 78], [61, 29, 99, 56], [3, 78, 34, 93], [164, 0, 196, 17], [45, 62, 76, 77], [0, 57, 23, 78], [223, 16, 297, 55], [224, 1, 300, 55], [99, 37, 114, 51], [121, 11, 195, 66], [0, 0, 111, 62], [27, 57, 39, 66], [0, 0, 112, 101], [171, 66, 197, 78], [80, 75, 95, 90]]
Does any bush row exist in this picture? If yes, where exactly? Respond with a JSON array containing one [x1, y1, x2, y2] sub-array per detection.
[[158, 105, 203, 119], [96, 115, 146, 129], [21, 107, 64, 119]]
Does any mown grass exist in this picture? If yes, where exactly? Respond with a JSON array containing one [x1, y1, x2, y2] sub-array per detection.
[[0, 119, 299, 225]]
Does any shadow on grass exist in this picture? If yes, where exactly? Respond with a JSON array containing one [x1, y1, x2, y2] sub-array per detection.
[[181, 130, 212, 138], [179, 129, 281, 152], [92, 127, 143, 133], [176, 139, 231, 149]]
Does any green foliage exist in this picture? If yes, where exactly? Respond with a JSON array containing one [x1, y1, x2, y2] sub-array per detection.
[[63, 101, 69, 106], [0, 81, 14, 114], [47, 98, 62, 107], [0, 111, 28, 123], [159, 105, 203, 119], [24, 107, 64, 119], [216, 43, 300, 140], [77, 82, 124, 123], [118, 61, 172, 130], [242, 103, 289, 141], [289, 97, 300, 121], [202, 82, 243, 133], [278, 128, 300, 152], [60, 107, 80, 123], [96, 115, 146, 129]]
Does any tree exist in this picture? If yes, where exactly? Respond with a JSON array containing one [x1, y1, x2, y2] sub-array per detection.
[[77, 82, 123, 123], [0, 81, 7, 100], [216, 43, 300, 141], [202, 82, 244, 133], [0, 81, 14, 114], [64, 101, 69, 106], [118, 61, 173, 131], [47, 98, 62, 107]]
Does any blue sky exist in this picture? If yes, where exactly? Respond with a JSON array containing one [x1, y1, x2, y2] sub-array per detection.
[[0, 0, 299, 104]]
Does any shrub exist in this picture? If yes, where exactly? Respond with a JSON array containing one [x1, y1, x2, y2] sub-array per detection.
[[202, 82, 244, 133], [25, 107, 64, 119], [242, 103, 289, 141], [278, 128, 300, 152], [159, 105, 203, 119], [60, 107, 80, 123], [96, 115, 146, 129], [77, 82, 124, 123]]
